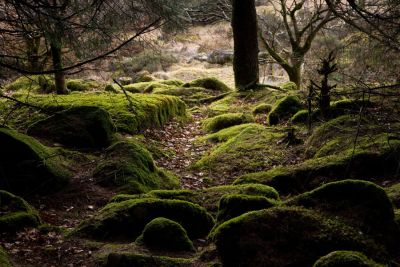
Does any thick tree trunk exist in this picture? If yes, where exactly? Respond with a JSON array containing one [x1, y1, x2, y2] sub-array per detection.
[[287, 54, 304, 89], [51, 42, 67, 94], [231, 0, 259, 90]]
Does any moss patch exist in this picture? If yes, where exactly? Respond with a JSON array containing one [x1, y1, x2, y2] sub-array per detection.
[[211, 207, 385, 267], [313, 251, 384, 267], [252, 103, 272, 115], [0, 247, 12, 267], [5, 75, 55, 93], [66, 79, 101, 92], [182, 77, 231, 92], [268, 95, 303, 125], [202, 113, 255, 133], [386, 182, 400, 208], [199, 123, 260, 143], [280, 81, 298, 90], [101, 253, 193, 267], [291, 109, 309, 124], [0, 190, 40, 232], [27, 106, 116, 150], [0, 127, 70, 195], [137, 217, 195, 252], [93, 141, 179, 193], [74, 198, 214, 241]]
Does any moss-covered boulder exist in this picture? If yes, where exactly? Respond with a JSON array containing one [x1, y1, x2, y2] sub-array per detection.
[[0, 127, 70, 195], [137, 217, 195, 252], [0, 190, 40, 232], [5, 75, 55, 93], [280, 81, 298, 90], [268, 95, 303, 125], [313, 251, 384, 267], [216, 194, 277, 223], [66, 79, 101, 92], [183, 77, 231, 92], [202, 113, 255, 133], [252, 103, 272, 115], [287, 180, 399, 248], [101, 253, 193, 267], [74, 198, 214, 241], [94, 141, 179, 193], [0, 247, 12, 267], [291, 109, 309, 124], [212, 207, 385, 267], [27, 106, 116, 150]]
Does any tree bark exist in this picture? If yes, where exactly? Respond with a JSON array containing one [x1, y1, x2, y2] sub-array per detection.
[[51, 42, 67, 94], [231, 0, 259, 90]]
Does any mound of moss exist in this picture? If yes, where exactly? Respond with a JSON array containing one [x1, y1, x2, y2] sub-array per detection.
[[199, 123, 260, 143], [137, 217, 195, 252], [0, 190, 40, 232], [216, 194, 277, 223], [74, 198, 214, 241], [101, 253, 193, 267], [2, 92, 187, 134], [0, 127, 70, 195], [252, 103, 272, 115], [268, 95, 303, 125], [313, 251, 384, 267], [183, 77, 231, 92], [202, 113, 255, 133], [291, 109, 309, 124], [280, 81, 298, 90], [287, 180, 399, 248], [66, 79, 101, 92], [212, 207, 385, 267], [386, 183, 400, 208], [27, 106, 116, 150], [195, 124, 285, 176], [5, 75, 55, 93], [94, 141, 179, 193], [0, 247, 12, 267]]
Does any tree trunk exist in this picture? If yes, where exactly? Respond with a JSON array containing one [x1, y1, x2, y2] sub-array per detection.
[[287, 66, 302, 89], [51, 42, 67, 94], [231, 0, 259, 90]]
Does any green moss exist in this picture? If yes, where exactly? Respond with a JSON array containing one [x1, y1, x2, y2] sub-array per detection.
[[183, 77, 231, 92], [212, 207, 385, 267], [158, 79, 184, 87], [202, 113, 255, 133], [1, 92, 187, 134], [386, 183, 400, 208], [268, 95, 303, 125], [280, 81, 298, 90], [101, 253, 193, 267], [195, 124, 285, 175], [123, 84, 142, 93], [313, 251, 385, 267], [137, 217, 195, 252], [330, 99, 373, 117], [199, 123, 260, 143], [66, 79, 101, 92], [291, 109, 310, 124], [104, 84, 120, 93], [0, 247, 12, 267], [74, 198, 214, 241], [252, 103, 272, 115], [0, 127, 70, 195], [5, 75, 55, 93], [0, 190, 41, 232], [27, 106, 116, 150], [216, 194, 277, 223], [93, 141, 179, 193], [153, 87, 218, 104]]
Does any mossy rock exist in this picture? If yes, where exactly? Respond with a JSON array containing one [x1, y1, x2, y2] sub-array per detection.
[[74, 198, 214, 241], [330, 99, 373, 117], [27, 106, 116, 150], [123, 84, 142, 93], [216, 194, 277, 223], [291, 109, 309, 124], [211, 207, 385, 267], [202, 113, 255, 133], [105, 84, 120, 93], [101, 253, 193, 267], [386, 182, 400, 208], [287, 180, 399, 249], [235, 146, 400, 195], [252, 103, 272, 115], [0, 127, 70, 195], [0, 247, 12, 267], [93, 141, 179, 193], [0, 190, 40, 232], [199, 123, 260, 143], [137, 217, 195, 252], [280, 81, 298, 90], [5, 75, 55, 93], [313, 251, 385, 267], [183, 77, 231, 92], [66, 79, 101, 92], [268, 95, 303, 125]]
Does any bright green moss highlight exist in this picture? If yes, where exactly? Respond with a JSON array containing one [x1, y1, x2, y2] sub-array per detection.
[[74, 198, 214, 241], [0, 247, 12, 267], [94, 140, 179, 193], [202, 113, 255, 133], [268, 95, 303, 125], [101, 253, 193, 267], [137, 217, 195, 252], [291, 109, 309, 124], [183, 77, 232, 92], [211, 206, 384, 267], [216, 194, 278, 223], [66, 79, 101, 92], [280, 81, 298, 90], [1, 92, 187, 134], [0, 127, 71, 195], [0, 190, 41, 232], [104, 84, 119, 93], [195, 124, 285, 175], [313, 251, 385, 267], [199, 123, 261, 143], [252, 103, 272, 115], [5, 75, 55, 93]]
